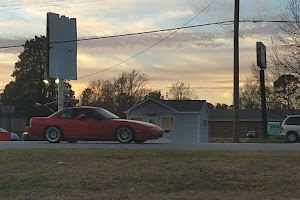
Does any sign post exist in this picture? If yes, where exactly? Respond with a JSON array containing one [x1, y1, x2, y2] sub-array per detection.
[[47, 12, 77, 111], [257, 42, 268, 138]]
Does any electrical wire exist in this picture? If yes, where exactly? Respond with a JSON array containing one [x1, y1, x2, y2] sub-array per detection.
[[0, 0, 99, 11], [76, 18, 298, 79], [0, 19, 297, 80], [0, 21, 230, 50], [77, 0, 218, 79], [218, 23, 245, 39], [0, 20, 296, 49], [0, 0, 66, 8]]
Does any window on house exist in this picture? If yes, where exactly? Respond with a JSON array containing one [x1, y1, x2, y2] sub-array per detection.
[[161, 117, 173, 131], [148, 119, 156, 124], [131, 117, 142, 121]]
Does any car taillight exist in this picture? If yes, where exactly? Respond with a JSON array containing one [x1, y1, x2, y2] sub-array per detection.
[[280, 125, 283, 133]]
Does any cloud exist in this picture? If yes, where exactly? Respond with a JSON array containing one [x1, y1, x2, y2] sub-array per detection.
[[0, 53, 17, 90], [0, 0, 289, 105], [0, 37, 26, 53]]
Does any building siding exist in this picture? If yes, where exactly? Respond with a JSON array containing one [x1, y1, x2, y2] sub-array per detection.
[[209, 121, 264, 138], [126, 98, 209, 143]]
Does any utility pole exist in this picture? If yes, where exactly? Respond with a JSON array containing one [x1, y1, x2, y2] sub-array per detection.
[[233, 0, 240, 143]]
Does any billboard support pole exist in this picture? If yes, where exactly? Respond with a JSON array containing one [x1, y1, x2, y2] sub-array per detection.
[[260, 69, 268, 138], [58, 79, 64, 110]]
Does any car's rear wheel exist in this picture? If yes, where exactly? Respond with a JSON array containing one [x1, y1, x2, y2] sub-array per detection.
[[286, 132, 298, 143], [45, 126, 62, 143], [115, 126, 134, 143]]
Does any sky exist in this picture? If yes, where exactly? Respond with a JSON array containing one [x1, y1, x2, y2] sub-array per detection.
[[0, 0, 289, 105]]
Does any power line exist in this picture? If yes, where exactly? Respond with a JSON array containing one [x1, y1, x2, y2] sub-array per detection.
[[0, 19, 296, 50], [75, 19, 299, 79], [0, 19, 297, 78], [0, 0, 99, 11], [77, 19, 298, 79], [0, 18, 298, 80], [218, 23, 245, 39], [0, 21, 233, 49], [0, 0, 66, 8], [78, 0, 218, 79]]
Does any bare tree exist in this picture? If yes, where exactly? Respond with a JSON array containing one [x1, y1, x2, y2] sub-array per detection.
[[79, 70, 149, 117], [168, 81, 198, 100], [79, 79, 103, 105], [273, 74, 300, 110], [239, 78, 261, 109], [113, 70, 149, 116], [240, 64, 275, 109], [271, 0, 300, 76]]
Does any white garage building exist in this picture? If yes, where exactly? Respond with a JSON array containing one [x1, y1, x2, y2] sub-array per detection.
[[125, 98, 210, 143]]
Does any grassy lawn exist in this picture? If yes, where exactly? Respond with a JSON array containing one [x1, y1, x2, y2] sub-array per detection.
[[0, 149, 299, 200]]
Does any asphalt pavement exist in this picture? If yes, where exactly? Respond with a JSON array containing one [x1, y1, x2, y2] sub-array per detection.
[[1, 141, 300, 151]]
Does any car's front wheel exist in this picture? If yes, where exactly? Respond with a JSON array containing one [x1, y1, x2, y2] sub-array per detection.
[[286, 132, 298, 143], [44, 126, 62, 143], [115, 126, 134, 143]]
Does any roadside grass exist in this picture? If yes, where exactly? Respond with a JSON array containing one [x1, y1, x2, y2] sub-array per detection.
[[0, 149, 299, 200]]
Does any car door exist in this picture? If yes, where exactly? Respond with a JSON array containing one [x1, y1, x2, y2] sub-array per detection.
[[58, 108, 87, 138], [76, 108, 114, 140]]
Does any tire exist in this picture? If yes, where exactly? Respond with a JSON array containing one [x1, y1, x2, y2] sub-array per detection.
[[286, 132, 298, 143], [23, 134, 32, 141], [115, 126, 134, 143], [44, 126, 62, 143]]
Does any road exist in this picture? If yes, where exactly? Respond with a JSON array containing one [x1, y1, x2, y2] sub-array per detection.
[[1, 141, 300, 151]]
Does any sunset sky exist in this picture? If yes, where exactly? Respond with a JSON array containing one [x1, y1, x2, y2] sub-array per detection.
[[0, 0, 288, 105]]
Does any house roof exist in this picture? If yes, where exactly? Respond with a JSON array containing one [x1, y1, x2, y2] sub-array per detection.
[[125, 98, 208, 114], [155, 98, 207, 112], [209, 109, 298, 122]]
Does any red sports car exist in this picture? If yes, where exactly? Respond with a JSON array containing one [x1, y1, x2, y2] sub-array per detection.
[[26, 106, 164, 143]]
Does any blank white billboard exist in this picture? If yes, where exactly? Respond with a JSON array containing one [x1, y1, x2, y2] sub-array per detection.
[[47, 12, 77, 80]]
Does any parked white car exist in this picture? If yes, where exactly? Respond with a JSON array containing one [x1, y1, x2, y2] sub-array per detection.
[[280, 115, 300, 143], [246, 130, 256, 138]]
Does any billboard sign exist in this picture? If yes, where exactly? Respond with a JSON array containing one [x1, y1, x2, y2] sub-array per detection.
[[47, 12, 77, 80]]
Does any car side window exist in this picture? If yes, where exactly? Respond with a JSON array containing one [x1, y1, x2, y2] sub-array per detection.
[[59, 109, 76, 119], [285, 117, 300, 125], [76, 109, 102, 120]]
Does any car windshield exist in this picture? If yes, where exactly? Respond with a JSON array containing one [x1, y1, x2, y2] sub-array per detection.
[[94, 107, 119, 119]]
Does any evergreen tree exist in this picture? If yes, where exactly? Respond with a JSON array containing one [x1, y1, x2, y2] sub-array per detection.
[[0, 36, 74, 119]]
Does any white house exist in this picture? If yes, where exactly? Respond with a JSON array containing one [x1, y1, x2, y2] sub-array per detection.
[[124, 98, 210, 143]]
